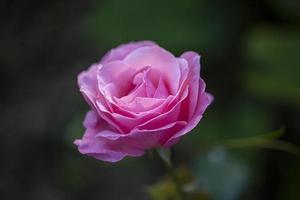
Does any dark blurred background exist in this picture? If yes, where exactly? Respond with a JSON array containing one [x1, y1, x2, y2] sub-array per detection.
[[1, 0, 300, 199]]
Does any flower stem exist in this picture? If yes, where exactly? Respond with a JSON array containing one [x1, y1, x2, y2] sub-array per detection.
[[156, 148, 186, 200]]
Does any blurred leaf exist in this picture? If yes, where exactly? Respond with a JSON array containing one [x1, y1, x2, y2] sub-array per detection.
[[194, 147, 251, 200], [263, 127, 285, 139], [243, 26, 300, 108], [210, 127, 285, 149], [212, 129, 300, 158]]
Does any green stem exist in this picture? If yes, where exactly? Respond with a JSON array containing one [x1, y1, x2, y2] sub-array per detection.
[[222, 138, 300, 157], [156, 148, 186, 200], [199, 128, 300, 158]]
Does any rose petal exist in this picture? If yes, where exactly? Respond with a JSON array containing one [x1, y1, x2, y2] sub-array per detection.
[[180, 51, 202, 72], [116, 67, 155, 103], [120, 97, 166, 112], [164, 58, 189, 111], [74, 137, 127, 162], [78, 64, 100, 110], [100, 40, 156, 64], [135, 87, 189, 130], [124, 45, 181, 94], [153, 77, 169, 98], [74, 110, 144, 162], [181, 51, 201, 119], [164, 85, 213, 147], [97, 61, 134, 97], [83, 110, 99, 128]]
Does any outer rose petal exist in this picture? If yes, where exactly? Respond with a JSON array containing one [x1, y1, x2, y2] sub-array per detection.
[[77, 64, 99, 110], [74, 135, 128, 162], [74, 111, 144, 162], [100, 41, 156, 64], [75, 110, 189, 162], [180, 51, 201, 119], [164, 81, 214, 147]]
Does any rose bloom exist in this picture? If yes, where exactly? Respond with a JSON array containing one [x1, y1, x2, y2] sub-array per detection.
[[74, 41, 213, 162]]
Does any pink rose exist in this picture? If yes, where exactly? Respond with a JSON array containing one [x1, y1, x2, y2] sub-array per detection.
[[74, 41, 213, 162]]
